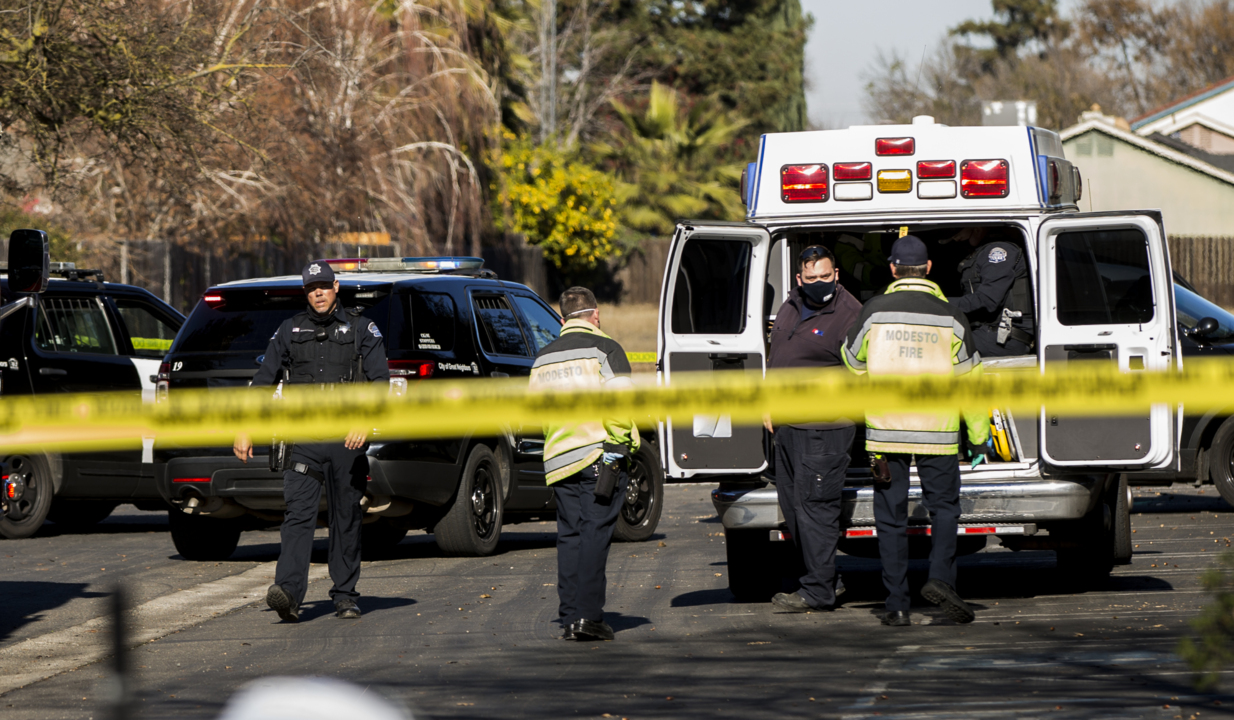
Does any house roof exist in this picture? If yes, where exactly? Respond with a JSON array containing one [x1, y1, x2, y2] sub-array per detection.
[[1060, 116, 1234, 188], [1131, 75, 1234, 131]]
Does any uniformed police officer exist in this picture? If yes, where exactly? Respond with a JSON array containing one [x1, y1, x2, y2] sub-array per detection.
[[949, 227, 1034, 358], [233, 260, 390, 623]]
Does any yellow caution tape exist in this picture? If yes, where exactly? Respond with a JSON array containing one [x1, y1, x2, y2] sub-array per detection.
[[625, 352, 657, 364], [1, 359, 1232, 454], [131, 337, 174, 351]]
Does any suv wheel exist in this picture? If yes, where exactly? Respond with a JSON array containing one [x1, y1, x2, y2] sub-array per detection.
[[168, 510, 242, 561], [1208, 417, 1234, 508], [0, 454, 54, 539], [613, 442, 664, 543], [1054, 476, 1119, 588], [435, 445, 503, 556], [48, 500, 118, 529]]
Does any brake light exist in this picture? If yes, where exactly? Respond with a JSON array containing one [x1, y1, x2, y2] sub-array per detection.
[[173, 477, 210, 483], [875, 137, 914, 156], [389, 360, 436, 378], [203, 293, 225, 309], [833, 162, 872, 181], [960, 159, 1009, 198], [780, 164, 828, 202], [916, 160, 956, 179], [156, 362, 170, 403]]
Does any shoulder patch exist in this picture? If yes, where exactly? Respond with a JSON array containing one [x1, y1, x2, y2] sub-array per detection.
[[368, 322, 382, 339], [988, 246, 1008, 264]]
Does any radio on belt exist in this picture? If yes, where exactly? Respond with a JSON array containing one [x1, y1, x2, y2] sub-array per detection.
[[695, 114, 1180, 600]]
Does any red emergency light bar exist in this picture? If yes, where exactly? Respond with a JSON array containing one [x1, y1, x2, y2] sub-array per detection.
[[916, 160, 956, 179], [781, 164, 828, 202], [833, 162, 872, 181], [960, 159, 1009, 198], [875, 137, 915, 156]]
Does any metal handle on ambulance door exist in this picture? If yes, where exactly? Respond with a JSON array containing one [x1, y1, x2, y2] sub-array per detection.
[[38, 367, 67, 376]]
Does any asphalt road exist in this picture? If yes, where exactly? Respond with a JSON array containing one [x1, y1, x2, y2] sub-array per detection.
[[2, 483, 1234, 720]]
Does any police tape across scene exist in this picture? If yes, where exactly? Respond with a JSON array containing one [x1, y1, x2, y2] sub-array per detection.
[[0, 359, 1230, 454]]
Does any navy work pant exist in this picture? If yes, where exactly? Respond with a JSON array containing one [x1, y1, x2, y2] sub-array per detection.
[[553, 463, 628, 625], [774, 425, 856, 608], [875, 453, 961, 613], [274, 441, 367, 606]]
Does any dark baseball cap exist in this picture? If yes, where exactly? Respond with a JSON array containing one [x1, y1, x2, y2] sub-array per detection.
[[888, 235, 929, 266], [302, 260, 335, 287]]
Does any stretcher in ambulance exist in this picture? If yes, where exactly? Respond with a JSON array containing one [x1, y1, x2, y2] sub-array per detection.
[[655, 116, 1181, 600]]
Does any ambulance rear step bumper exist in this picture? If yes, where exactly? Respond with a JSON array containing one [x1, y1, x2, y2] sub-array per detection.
[[712, 478, 1097, 531]]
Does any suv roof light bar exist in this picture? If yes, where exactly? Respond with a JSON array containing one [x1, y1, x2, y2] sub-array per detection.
[[323, 256, 488, 275]]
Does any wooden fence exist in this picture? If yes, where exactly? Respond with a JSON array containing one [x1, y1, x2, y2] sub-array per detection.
[[1169, 236, 1234, 307]]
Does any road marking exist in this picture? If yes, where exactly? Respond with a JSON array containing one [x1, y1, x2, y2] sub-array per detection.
[[0, 561, 329, 696]]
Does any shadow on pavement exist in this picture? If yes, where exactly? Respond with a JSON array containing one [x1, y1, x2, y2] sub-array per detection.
[[0, 581, 107, 643], [1133, 491, 1231, 514], [295, 595, 418, 621]]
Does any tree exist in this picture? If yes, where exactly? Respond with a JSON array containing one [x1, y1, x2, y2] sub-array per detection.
[[591, 82, 746, 237], [1178, 551, 1234, 690], [951, 0, 1071, 70]]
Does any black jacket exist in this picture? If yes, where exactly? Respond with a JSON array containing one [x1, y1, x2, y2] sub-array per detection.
[[253, 303, 390, 387], [768, 284, 862, 429]]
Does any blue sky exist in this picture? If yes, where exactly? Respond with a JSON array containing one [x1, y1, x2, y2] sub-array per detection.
[[799, 0, 1137, 128]]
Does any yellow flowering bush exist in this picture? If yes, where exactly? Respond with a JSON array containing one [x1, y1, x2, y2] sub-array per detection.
[[495, 135, 621, 280]]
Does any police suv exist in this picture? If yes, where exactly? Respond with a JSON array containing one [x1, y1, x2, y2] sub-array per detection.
[[657, 116, 1179, 600], [155, 257, 664, 560], [0, 260, 185, 538]]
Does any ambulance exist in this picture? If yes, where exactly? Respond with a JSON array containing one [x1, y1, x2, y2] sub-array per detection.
[[655, 116, 1180, 600]]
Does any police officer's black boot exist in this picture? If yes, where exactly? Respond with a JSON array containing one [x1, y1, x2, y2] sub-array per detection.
[[266, 584, 300, 623], [334, 598, 361, 619]]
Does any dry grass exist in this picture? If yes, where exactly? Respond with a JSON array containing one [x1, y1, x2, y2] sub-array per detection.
[[598, 303, 658, 371]]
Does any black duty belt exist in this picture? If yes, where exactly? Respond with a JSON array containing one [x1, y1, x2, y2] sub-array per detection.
[[290, 462, 326, 483]]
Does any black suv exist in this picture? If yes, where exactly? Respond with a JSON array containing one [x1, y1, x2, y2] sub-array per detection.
[[0, 265, 185, 538], [155, 257, 664, 560]]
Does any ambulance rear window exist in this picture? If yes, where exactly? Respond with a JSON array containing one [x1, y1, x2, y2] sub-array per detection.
[[1054, 230, 1154, 326], [671, 238, 751, 335]]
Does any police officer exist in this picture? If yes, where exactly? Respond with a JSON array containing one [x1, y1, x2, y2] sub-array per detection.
[[233, 260, 390, 623], [764, 245, 862, 613], [529, 286, 639, 642], [949, 227, 1034, 358], [843, 236, 992, 627]]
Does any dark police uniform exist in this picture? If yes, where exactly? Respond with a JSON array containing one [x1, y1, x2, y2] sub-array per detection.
[[952, 241, 1034, 358], [252, 263, 389, 619]]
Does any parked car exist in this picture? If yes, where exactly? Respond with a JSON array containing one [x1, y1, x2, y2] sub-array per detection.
[[1131, 275, 1234, 505], [0, 263, 185, 538], [155, 257, 664, 560]]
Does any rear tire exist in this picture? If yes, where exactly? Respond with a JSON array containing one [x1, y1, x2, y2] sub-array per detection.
[[1208, 417, 1234, 508], [613, 443, 664, 543], [48, 500, 118, 529], [1112, 475, 1133, 565], [434, 445, 503, 557], [1054, 476, 1117, 587], [725, 528, 781, 602], [0, 455, 54, 539], [168, 510, 241, 561]]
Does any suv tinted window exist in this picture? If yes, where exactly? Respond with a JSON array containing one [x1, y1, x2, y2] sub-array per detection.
[[175, 290, 304, 353], [671, 238, 751, 334], [512, 294, 561, 353], [405, 292, 456, 351], [1055, 230, 1154, 326], [114, 298, 180, 357], [35, 297, 118, 355], [473, 294, 530, 357]]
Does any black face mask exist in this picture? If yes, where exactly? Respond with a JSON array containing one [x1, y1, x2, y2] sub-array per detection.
[[800, 279, 836, 307]]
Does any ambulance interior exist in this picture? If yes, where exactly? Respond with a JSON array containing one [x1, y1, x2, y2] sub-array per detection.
[[770, 222, 1037, 467]]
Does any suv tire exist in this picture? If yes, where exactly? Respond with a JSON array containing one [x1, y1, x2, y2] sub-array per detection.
[[0, 454, 54, 539], [1054, 476, 1118, 587], [48, 500, 118, 529], [613, 442, 664, 543], [725, 528, 781, 602], [1208, 417, 1234, 508], [435, 444, 503, 557], [169, 510, 241, 561], [1112, 474, 1133, 565]]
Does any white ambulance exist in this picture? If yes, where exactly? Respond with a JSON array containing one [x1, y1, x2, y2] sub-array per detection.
[[656, 116, 1180, 600]]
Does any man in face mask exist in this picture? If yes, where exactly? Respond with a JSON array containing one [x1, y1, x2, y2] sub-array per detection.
[[763, 245, 863, 612]]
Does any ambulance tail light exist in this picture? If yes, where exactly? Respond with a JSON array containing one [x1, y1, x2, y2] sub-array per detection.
[[960, 159, 1009, 198], [875, 137, 915, 156], [1073, 166, 1083, 201], [916, 160, 956, 179], [833, 162, 872, 181], [781, 164, 828, 202]]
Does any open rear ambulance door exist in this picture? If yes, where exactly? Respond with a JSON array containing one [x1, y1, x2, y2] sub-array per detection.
[[1036, 211, 1180, 470], [658, 222, 772, 480]]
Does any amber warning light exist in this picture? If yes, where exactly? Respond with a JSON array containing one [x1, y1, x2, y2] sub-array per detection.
[[781, 164, 828, 202]]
